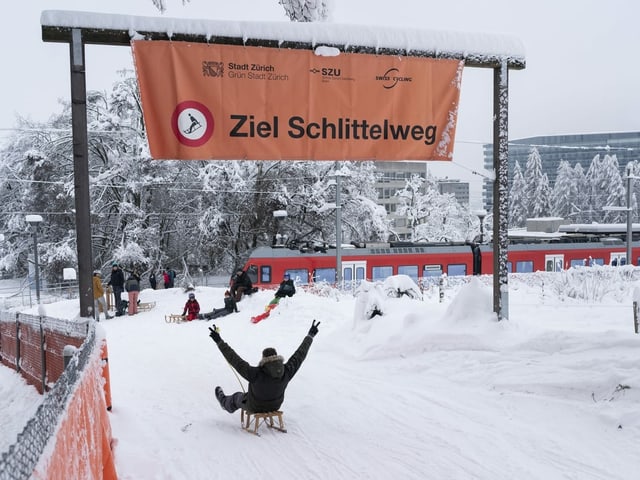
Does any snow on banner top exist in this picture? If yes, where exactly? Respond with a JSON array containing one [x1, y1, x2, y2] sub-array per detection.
[[40, 10, 525, 69]]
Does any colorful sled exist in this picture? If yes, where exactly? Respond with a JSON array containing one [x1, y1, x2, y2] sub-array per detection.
[[250, 297, 281, 324]]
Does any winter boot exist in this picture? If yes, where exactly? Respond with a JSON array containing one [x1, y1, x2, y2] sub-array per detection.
[[215, 386, 226, 409]]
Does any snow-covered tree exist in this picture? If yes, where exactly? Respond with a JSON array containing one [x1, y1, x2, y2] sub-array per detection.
[[570, 163, 591, 223], [151, 0, 332, 21], [523, 147, 551, 218], [279, 0, 332, 21], [395, 173, 475, 242], [550, 160, 576, 219], [601, 155, 626, 223], [508, 160, 527, 228]]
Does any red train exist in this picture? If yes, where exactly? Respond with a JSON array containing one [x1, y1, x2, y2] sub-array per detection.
[[241, 234, 639, 289]]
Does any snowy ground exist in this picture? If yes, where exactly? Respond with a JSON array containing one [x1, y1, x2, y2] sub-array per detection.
[[3, 273, 640, 480]]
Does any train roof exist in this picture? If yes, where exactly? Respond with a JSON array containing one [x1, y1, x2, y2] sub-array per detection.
[[248, 222, 640, 258]]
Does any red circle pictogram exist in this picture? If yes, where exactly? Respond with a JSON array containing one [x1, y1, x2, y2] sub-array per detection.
[[171, 101, 214, 147]]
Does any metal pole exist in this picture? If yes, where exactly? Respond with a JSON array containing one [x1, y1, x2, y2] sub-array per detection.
[[492, 61, 510, 321], [335, 173, 343, 289], [70, 28, 94, 317], [33, 227, 41, 303], [626, 167, 632, 266]]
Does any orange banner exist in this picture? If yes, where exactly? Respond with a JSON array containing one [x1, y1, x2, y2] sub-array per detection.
[[131, 40, 463, 161]]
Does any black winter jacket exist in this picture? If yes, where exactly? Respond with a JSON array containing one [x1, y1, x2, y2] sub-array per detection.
[[275, 279, 295, 298], [231, 272, 253, 292], [216, 335, 313, 413], [108, 268, 125, 288]]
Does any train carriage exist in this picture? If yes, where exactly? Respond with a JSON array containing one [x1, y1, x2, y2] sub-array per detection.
[[241, 234, 639, 290]]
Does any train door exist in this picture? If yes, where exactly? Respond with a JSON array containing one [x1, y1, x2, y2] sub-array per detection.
[[610, 252, 627, 266], [545, 254, 564, 272], [341, 261, 366, 290]]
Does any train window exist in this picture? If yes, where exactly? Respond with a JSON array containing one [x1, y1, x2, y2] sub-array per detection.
[[398, 265, 418, 283], [570, 259, 587, 268], [447, 264, 466, 276], [314, 268, 335, 284], [356, 266, 365, 281], [259, 265, 271, 284], [506, 261, 513, 273], [590, 258, 604, 266], [286, 268, 309, 285], [246, 264, 259, 284], [515, 261, 533, 273], [372, 266, 393, 281]]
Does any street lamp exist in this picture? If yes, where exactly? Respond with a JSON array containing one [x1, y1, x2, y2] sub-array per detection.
[[272, 210, 288, 247], [26, 214, 43, 303], [474, 209, 487, 243], [331, 172, 347, 288]]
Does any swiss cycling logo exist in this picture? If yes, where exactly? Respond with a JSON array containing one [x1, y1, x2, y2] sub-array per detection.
[[376, 68, 413, 89], [171, 101, 214, 147]]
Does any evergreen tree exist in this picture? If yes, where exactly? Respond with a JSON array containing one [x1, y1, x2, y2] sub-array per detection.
[[508, 161, 527, 228], [571, 163, 591, 223], [523, 147, 551, 218], [550, 160, 576, 219]]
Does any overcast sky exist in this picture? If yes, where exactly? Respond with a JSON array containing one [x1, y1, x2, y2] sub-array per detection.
[[2, 0, 639, 206]]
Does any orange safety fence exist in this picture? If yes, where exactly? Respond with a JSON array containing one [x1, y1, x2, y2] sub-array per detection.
[[31, 337, 117, 480], [101, 340, 113, 411]]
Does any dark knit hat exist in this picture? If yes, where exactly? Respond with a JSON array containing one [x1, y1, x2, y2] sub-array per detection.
[[262, 347, 277, 358]]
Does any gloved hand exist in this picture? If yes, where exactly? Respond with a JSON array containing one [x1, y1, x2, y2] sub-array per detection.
[[307, 319, 320, 338], [209, 325, 221, 343]]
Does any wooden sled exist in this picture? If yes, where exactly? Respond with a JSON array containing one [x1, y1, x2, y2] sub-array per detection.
[[138, 301, 156, 312], [165, 314, 185, 323], [240, 410, 287, 436]]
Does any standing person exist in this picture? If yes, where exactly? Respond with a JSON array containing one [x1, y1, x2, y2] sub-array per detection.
[[163, 270, 170, 289], [149, 271, 157, 290], [168, 268, 177, 288], [107, 263, 125, 316], [92, 270, 113, 321], [182, 292, 200, 321], [230, 268, 253, 302], [125, 270, 141, 315], [275, 273, 296, 298], [199, 290, 239, 320], [210, 320, 320, 414]]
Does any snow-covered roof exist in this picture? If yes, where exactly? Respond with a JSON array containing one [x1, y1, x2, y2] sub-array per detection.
[[41, 10, 525, 69]]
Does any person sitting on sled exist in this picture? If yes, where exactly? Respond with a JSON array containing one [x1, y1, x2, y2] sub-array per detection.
[[181, 292, 200, 321], [230, 267, 254, 302], [199, 290, 239, 320], [210, 320, 320, 414], [274, 273, 296, 298]]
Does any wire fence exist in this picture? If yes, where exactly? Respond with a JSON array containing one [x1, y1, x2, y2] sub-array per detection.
[[0, 316, 92, 480]]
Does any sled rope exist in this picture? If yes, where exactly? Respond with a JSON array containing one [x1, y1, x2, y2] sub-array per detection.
[[227, 361, 246, 394]]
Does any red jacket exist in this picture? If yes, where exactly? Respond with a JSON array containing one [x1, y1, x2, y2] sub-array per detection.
[[183, 299, 200, 317]]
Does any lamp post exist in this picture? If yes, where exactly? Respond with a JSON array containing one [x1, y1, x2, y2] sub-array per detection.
[[624, 165, 640, 266], [474, 209, 487, 243], [332, 172, 347, 289], [272, 210, 288, 247], [26, 215, 43, 303], [603, 164, 638, 266]]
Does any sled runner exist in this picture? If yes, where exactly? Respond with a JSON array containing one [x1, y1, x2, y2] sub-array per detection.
[[138, 301, 156, 312], [250, 297, 281, 324], [240, 410, 287, 436], [165, 314, 185, 323]]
